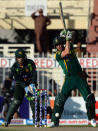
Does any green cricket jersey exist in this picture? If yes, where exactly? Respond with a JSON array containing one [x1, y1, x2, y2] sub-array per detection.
[[10, 59, 37, 85], [55, 49, 82, 76]]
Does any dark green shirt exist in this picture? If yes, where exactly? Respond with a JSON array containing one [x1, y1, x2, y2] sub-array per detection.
[[55, 49, 82, 76], [10, 59, 37, 85]]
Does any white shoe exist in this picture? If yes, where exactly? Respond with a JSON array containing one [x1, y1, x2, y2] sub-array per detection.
[[47, 122, 55, 128], [47, 122, 59, 128], [90, 119, 96, 127]]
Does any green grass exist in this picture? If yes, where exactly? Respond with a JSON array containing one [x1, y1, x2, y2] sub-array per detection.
[[0, 125, 98, 131], [0, 128, 23, 131], [0, 127, 32, 131]]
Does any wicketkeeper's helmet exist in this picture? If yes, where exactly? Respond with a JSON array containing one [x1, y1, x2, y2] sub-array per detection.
[[15, 48, 26, 58]]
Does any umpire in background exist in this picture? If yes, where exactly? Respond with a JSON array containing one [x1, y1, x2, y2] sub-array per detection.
[[3, 48, 37, 126]]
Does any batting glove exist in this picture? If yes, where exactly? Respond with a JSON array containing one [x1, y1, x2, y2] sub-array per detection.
[[66, 30, 72, 41], [60, 29, 67, 38]]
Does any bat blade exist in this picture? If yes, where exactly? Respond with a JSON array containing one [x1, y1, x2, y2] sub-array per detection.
[[59, 2, 66, 30]]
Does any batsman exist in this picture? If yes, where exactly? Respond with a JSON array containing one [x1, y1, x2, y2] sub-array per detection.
[[3, 48, 37, 126], [48, 30, 96, 127]]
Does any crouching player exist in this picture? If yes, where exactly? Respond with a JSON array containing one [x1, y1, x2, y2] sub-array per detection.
[[48, 30, 96, 127], [2, 48, 37, 126]]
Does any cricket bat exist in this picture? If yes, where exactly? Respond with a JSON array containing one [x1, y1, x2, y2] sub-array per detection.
[[59, 1, 66, 30]]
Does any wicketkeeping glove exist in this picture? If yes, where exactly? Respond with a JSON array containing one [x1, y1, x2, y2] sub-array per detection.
[[66, 30, 72, 41], [60, 29, 67, 38], [25, 83, 36, 96]]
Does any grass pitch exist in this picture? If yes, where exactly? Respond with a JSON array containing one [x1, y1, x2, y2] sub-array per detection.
[[0, 125, 98, 131]]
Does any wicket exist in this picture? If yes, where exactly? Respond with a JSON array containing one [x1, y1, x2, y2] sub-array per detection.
[[34, 89, 47, 127]]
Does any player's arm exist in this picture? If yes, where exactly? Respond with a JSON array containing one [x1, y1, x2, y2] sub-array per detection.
[[61, 40, 70, 58], [61, 31, 72, 58], [24, 61, 37, 95], [30, 60, 37, 85], [32, 70, 37, 85], [9, 63, 16, 80]]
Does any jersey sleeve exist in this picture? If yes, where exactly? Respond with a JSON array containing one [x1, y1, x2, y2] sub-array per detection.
[[30, 60, 37, 85], [9, 63, 16, 80], [54, 51, 62, 61]]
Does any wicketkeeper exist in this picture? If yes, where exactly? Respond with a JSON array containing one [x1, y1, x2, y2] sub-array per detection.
[[3, 48, 37, 126], [48, 30, 96, 127]]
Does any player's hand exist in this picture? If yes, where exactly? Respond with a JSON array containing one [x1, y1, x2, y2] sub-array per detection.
[[66, 30, 72, 41], [60, 29, 67, 38], [29, 83, 36, 95], [25, 83, 36, 95], [24, 86, 29, 94]]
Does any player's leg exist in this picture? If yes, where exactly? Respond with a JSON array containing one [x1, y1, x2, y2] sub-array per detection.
[[49, 78, 72, 127], [4, 82, 25, 126], [5, 98, 22, 126], [77, 76, 96, 127]]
